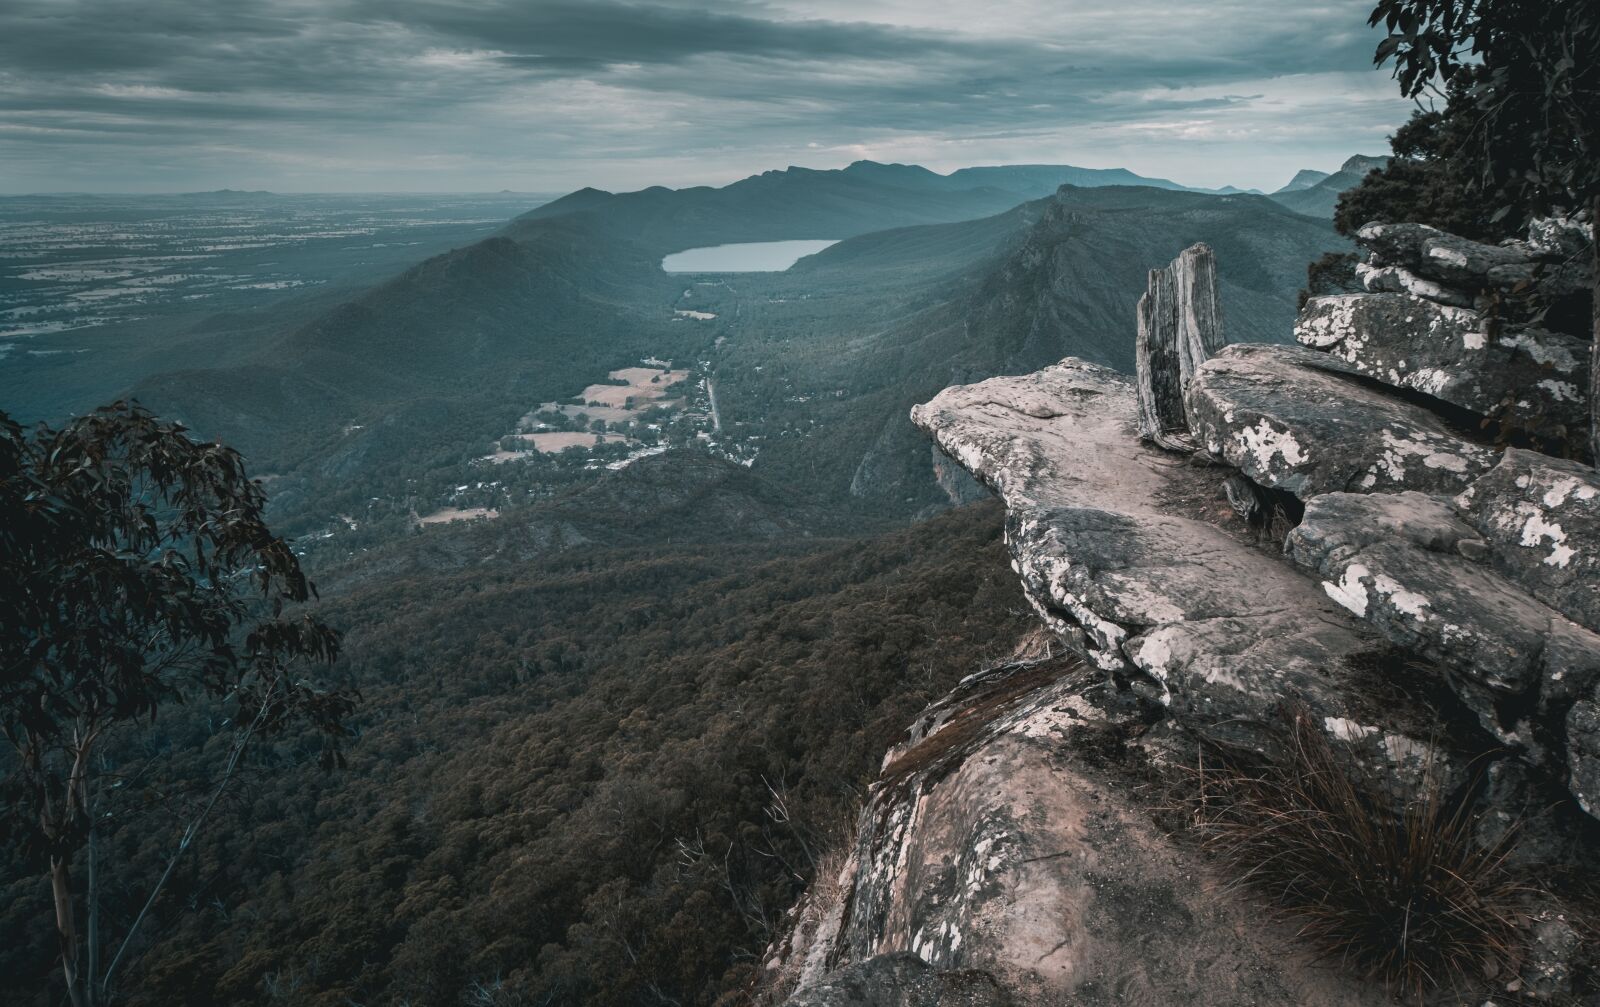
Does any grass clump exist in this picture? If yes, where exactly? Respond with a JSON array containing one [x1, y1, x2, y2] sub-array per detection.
[[1189, 707, 1527, 1001]]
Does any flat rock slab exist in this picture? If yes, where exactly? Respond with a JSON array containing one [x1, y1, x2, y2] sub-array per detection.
[[1297, 293, 1589, 436], [1187, 343, 1498, 497], [910, 359, 1426, 754], [1287, 490, 1600, 816], [1457, 449, 1600, 634]]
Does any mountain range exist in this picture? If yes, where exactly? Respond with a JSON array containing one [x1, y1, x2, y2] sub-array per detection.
[[106, 159, 1352, 532], [1267, 154, 1389, 217], [0, 154, 1380, 1006]]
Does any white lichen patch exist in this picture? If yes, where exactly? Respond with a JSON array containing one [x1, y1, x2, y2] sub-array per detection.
[[1501, 331, 1580, 372], [1375, 427, 1477, 483], [1323, 563, 1371, 617], [1538, 379, 1581, 403], [1235, 418, 1306, 472], [1409, 367, 1454, 396], [1371, 573, 1431, 619], [1324, 717, 1379, 742], [1519, 513, 1574, 568], [1543, 476, 1599, 508], [1382, 734, 1432, 766], [1294, 295, 1358, 349]]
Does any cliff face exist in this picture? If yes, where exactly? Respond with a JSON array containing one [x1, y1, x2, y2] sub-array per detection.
[[762, 651, 1398, 1007], [763, 215, 1599, 1006]]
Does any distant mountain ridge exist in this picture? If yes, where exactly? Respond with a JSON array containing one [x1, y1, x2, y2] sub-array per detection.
[[122, 159, 1344, 525], [1267, 154, 1389, 218], [516, 160, 1246, 253], [1275, 169, 1331, 193], [802, 184, 1343, 505]]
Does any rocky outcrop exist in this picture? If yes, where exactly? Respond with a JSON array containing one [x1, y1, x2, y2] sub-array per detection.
[[766, 656, 1394, 1007], [1296, 293, 1588, 434], [1186, 343, 1497, 496], [1299, 219, 1595, 440], [907, 355, 1444, 763], [1285, 490, 1600, 812], [768, 217, 1598, 1007]]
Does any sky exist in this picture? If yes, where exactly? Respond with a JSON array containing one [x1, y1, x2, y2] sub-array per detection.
[[0, 0, 1418, 195]]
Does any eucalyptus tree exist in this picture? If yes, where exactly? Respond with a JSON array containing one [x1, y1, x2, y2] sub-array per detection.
[[0, 402, 354, 1007]]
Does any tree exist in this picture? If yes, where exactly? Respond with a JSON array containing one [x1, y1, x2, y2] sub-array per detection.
[[1362, 0, 1599, 458], [0, 402, 355, 1007], [1370, 0, 1598, 224]]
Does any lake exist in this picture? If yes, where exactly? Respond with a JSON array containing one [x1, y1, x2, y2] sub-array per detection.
[[661, 239, 839, 273]]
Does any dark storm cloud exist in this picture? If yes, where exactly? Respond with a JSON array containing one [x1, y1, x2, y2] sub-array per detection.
[[0, 0, 1414, 192]]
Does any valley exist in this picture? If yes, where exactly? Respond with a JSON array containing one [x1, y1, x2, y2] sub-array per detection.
[[2, 159, 1366, 1007]]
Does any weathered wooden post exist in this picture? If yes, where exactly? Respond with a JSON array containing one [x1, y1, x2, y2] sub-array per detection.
[[1135, 242, 1226, 449]]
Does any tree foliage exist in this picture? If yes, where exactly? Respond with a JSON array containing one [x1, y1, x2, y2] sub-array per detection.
[[0, 402, 352, 1006], [1332, 84, 1505, 241], [0, 498, 1026, 1006], [1349, 0, 1599, 237]]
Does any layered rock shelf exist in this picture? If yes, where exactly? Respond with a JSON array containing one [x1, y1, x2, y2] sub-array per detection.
[[908, 358, 1426, 760], [1186, 342, 1498, 496], [1297, 217, 1594, 441], [767, 215, 1597, 1006]]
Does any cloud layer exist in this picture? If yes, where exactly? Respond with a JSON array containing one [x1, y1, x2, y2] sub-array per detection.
[[0, 0, 1416, 193]]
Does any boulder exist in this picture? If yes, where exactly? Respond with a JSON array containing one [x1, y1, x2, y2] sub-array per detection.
[[1186, 343, 1498, 497], [1417, 234, 1538, 288], [1296, 293, 1589, 435], [1356, 222, 1446, 269], [1286, 490, 1600, 816], [1455, 448, 1600, 632], [1354, 262, 1475, 307]]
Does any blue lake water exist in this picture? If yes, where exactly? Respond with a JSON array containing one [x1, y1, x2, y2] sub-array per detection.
[[661, 239, 839, 273]]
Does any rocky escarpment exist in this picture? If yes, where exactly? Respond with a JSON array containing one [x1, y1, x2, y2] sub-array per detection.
[[760, 650, 1397, 1007], [764, 215, 1598, 1006]]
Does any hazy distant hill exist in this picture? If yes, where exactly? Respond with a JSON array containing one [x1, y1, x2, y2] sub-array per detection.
[[130, 217, 683, 467], [1267, 155, 1388, 217], [1275, 168, 1332, 193], [516, 159, 1227, 253]]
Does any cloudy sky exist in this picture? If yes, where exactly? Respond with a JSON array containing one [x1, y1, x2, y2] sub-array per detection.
[[1, 0, 1415, 195]]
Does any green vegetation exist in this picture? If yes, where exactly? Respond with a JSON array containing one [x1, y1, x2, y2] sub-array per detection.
[[1, 499, 1029, 1006], [1337, 1, 1598, 243], [0, 404, 351, 1007]]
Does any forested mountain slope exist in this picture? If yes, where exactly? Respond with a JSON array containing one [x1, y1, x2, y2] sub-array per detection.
[[704, 185, 1344, 509], [0, 502, 1031, 1007]]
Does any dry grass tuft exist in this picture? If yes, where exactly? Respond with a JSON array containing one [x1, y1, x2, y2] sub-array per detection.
[[1188, 707, 1528, 1002]]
